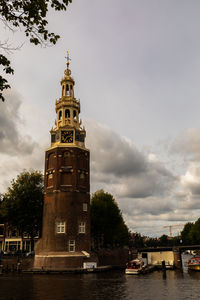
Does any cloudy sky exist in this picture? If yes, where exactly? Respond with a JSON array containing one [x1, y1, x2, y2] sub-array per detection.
[[1, 0, 200, 236]]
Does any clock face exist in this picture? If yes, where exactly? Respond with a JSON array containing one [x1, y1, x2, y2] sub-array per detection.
[[61, 130, 73, 143]]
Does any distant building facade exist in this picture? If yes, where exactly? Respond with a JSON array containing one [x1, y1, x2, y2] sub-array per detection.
[[0, 223, 38, 253]]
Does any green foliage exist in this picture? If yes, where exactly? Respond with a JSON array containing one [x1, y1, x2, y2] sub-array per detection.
[[91, 190, 129, 249], [143, 235, 181, 248], [130, 233, 145, 248], [0, 194, 4, 223], [159, 234, 169, 246], [190, 218, 200, 244], [1, 170, 44, 248], [181, 222, 194, 245], [180, 219, 200, 245], [0, 55, 14, 101], [158, 235, 181, 247], [0, 0, 72, 101]]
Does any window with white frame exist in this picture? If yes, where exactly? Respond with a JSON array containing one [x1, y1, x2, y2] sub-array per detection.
[[79, 222, 86, 234], [83, 203, 88, 212], [56, 221, 66, 233], [69, 240, 75, 252]]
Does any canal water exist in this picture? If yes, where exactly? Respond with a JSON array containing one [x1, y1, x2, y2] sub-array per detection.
[[0, 255, 200, 300]]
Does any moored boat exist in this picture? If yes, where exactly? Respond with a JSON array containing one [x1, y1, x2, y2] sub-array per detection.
[[125, 258, 147, 275], [188, 256, 200, 271]]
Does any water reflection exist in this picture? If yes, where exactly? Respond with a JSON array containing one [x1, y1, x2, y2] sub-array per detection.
[[1, 260, 200, 300]]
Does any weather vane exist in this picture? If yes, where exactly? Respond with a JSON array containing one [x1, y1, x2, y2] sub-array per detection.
[[65, 50, 71, 68]]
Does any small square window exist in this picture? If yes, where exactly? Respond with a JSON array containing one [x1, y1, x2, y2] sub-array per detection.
[[63, 151, 70, 158], [51, 134, 55, 143], [83, 203, 88, 212], [80, 173, 85, 179], [79, 222, 86, 234], [57, 221, 66, 233], [69, 240, 75, 252]]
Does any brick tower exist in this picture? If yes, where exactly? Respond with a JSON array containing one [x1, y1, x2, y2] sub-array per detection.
[[34, 53, 91, 269]]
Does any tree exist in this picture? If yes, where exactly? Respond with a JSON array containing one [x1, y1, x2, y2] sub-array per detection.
[[180, 219, 200, 245], [145, 237, 159, 248], [0, 194, 4, 223], [0, 0, 72, 101], [1, 170, 44, 250], [181, 222, 194, 245], [190, 218, 200, 245], [129, 232, 145, 248], [91, 190, 129, 249], [159, 234, 169, 246]]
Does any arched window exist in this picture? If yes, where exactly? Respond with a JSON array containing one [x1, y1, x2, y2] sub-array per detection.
[[59, 110, 62, 120], [63, 151, 69, 165], [65, 109, 70, 118], [48, 153, 54, 169], [66, 84, 69, 96], [73, 110, 77, 120], [70, 85, 73, 97], [62, 85, 64, 96]]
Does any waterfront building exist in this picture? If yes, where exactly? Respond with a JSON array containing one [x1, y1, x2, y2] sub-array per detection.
[[0, 223, 38, 253], [34, 54, 92, 269]]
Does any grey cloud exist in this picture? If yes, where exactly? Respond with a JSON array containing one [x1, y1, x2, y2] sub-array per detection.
[[163, 214, 195, 222], [180, 195, 200, 210], [124, 213, 188, 237], [86, 120, 176, 199], [171, 129, 200, 160], [0, 90, 38, 156], [85, 120, 200, 235], [185, 182, 200, 196], [87, 121, 147, 176], [119, 197, 174, 217], [0, 140, 46, 193], [118, 170, 175, 199]]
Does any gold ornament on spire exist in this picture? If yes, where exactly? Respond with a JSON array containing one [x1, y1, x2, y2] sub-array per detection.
[[66, 50, 71, 67], [64, 50, 71, 76]]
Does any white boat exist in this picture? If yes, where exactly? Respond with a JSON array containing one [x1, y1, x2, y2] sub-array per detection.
[[125, 258, 147, 275], [188, 256, 200, 271]]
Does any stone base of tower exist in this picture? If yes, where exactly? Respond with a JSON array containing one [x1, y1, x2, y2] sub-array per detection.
[[34, 251, 98, 270]]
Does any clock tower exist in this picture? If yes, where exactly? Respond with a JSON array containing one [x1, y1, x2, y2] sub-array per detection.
[[34, 54, 91, 270]]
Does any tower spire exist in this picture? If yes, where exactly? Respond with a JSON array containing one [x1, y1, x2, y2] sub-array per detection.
[[64, 50, 72, 77], [65, 50, 71, 74], [66, 50, 71, 68], [51, 53, 86, 148]]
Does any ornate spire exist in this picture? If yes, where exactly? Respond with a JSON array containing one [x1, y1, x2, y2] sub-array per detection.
[[50, 53, 86, 149]]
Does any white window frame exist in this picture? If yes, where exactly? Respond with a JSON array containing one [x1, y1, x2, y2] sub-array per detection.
[[69, 240, 75, 252], [83, 203, 88, 212], [56, 221, 66, 233], [79, 222, 86, 234]]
